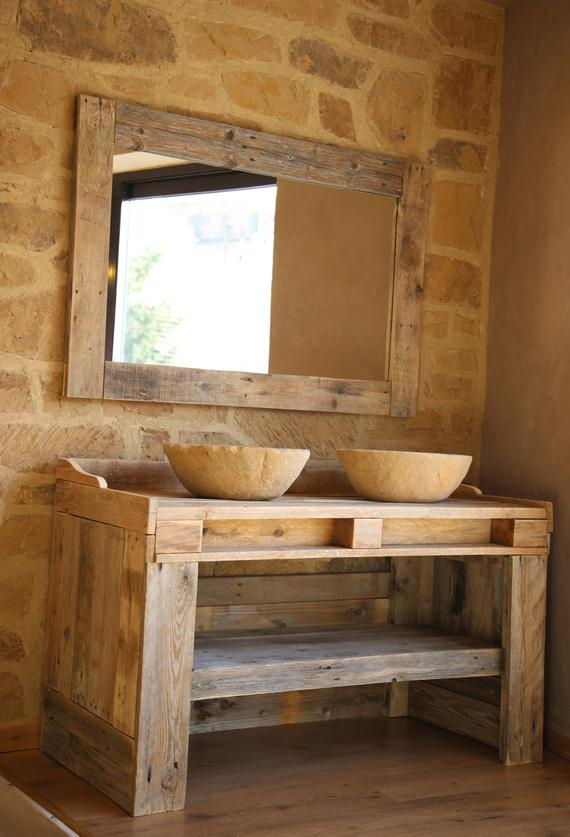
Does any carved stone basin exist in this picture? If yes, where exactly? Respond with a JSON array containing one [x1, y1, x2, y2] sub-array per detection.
[[164, 444, 310, 501], [337, 449, 472, 503]]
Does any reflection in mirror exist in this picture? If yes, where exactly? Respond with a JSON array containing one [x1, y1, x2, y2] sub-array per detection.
[[107, 150, 397, 382]]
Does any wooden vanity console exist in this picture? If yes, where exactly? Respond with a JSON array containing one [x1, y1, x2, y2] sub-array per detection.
[[42, 458, 552, 816]]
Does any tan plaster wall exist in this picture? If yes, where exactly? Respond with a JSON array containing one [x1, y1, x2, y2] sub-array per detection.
[[480, 0, 570, 741], [269, 180, 395, 380], [0, 0, 503, 731]]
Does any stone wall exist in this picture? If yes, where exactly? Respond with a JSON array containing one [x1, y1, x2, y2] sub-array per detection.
[[0, 0, 503, 732]]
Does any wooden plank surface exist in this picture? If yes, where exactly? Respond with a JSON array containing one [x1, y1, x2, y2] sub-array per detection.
[[191, 685, 384, 733], [65, 95, 115, 399], [389, 161, 431, 417], [155, 520, 203, 554], [41, 687, 134, 813], [115, 100, 404, 197], [196, 598, 389, 634], [132, 562, 198, 815], [192, 626, 503, 700], [104, 361, 391, 416], [409, 681, 500, 749], [196, 572, 389, 606], [55, 482, 155, 534], [154, 494, 548, 521], [500, 554, 547, 765], [167, 543, 547, 564]]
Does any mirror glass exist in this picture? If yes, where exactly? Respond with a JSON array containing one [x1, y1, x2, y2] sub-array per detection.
[[107, 150, 397, 382]]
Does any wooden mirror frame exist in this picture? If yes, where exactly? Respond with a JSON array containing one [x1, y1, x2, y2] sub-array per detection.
[[65, 95, 431, 417]]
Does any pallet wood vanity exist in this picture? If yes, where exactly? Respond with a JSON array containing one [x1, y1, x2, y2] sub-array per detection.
[[42, 458, 552, 816]]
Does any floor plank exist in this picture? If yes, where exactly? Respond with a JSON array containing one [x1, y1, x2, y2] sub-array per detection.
[[0, 774, 77, 837], [1, 719, 570, 836]]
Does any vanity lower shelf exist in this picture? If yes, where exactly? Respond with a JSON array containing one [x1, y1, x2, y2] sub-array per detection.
[[192, 625, 504, 700]]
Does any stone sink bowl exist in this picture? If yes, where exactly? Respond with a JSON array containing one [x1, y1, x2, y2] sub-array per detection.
[[164, 443, 310, 501], [336, 449, 472, 503]]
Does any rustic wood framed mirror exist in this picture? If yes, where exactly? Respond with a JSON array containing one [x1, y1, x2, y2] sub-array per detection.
[[65, 95, 430, 416]]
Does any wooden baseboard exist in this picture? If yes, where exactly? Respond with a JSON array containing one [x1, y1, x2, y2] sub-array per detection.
[[545, 726, 570, 762], [0, 721, 40, 753]]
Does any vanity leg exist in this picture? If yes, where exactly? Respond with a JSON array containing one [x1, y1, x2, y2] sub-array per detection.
[[383, 557, 434, 717], [132, 561, 198, 815], [500, 554, 547, 765]]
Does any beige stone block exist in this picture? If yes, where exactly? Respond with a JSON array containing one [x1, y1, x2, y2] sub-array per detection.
[[0, 628, 25, 662], [140, 427, 171, 460], [352, 0, 409, 18], [223, 71, 309, 123], [424, 373, 473, 402], [0, 290, 64, 360], [421, 309, 449, 340], [0, 425, 125, 472], [0, 202, 63, 252], [453, 311, 481, 338], [348, 14, 428, 60], [289, 38, 371, 89], [166, 73, 218, 102], [432, 347, 479, 373], [431, 2, 498, 56], [0, 60, 76, 128], [367, 68, 426, 154], [433, 56, 495, 135], [18, 0, 175, 65], [183, 19, 280, 62], [0, 254, 35, 287], [318, 93, 356, 140], [0, 672, 24, 721], [0, 514, 52, 559], [430, 181, 485, 252], [428, 138, 487, 173], [0, 370, 33, 412], [0, 127, 53, 174], [424, 253, 482, 307], [231, 0, 339, 26], [0, 565, 35, 620]]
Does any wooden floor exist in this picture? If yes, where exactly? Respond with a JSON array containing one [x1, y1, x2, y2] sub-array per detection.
[[1, 718, 570, 836]]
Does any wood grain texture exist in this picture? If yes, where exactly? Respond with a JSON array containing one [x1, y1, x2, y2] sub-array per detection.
[[432, 557, 503, 644], [132, 562, 198, 815], [7, 720, 570, 837], [196, 597, 389, 634], [388, 161, 431, 417], [409, 681, 500, 749], [115, 100, 404, 197], [55, 481, 155, 534], [41, 687, 134, 813], [0, 722, 40, 754], [65, 95, 115, 399], [492, 518, 548, 549], [155, 520, 203, 555], [333, 518, 383, 548], [192, 626, 503, 700], [191, 685, 384, 733], [500, 554, 547, 765], [103, 361, 391, 416]]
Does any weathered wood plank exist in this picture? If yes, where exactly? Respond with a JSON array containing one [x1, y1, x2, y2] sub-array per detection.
[[65, 95, 115, 399], [112, 530, 148, 736], [333, 518, 383, 548], [132, 562, 198, 815], [115, 100, 404, 197], [192, 626, 503, 700], [155, 520, 203, 555], [196, 598, 389, 634], [389, 161, 431, 417], [432, 558, 503, 644], [55, 481, 156, 534], [104, 361, 391, 416], [191, 685, 385, 733], [409, 681, 500, 749], [492, 518, 548, 549], [41, 687, 134, 813], [500, 554, 547, 765]]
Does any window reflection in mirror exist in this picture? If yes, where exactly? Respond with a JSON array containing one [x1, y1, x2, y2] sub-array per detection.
[[108, 150, 397, 382]]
